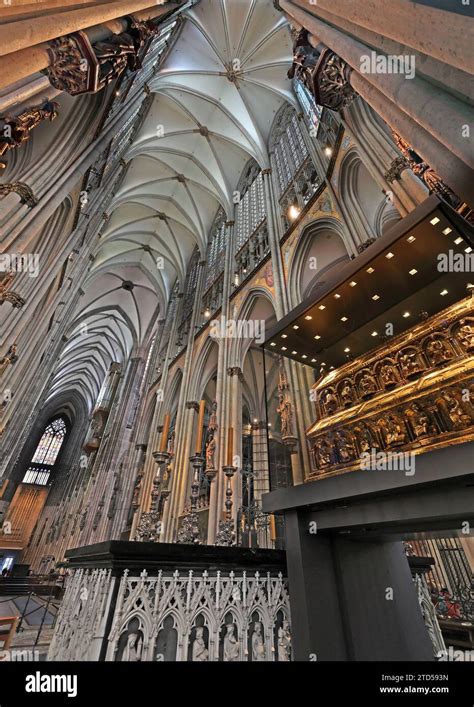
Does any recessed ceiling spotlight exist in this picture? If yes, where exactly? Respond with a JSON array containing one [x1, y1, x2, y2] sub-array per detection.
[[270, 342, 276, 346], [349, 281, 357, 287], [372, 294, 380, 301], [291, 350, 297, 355], [371, 331, 378, 337], [302, 354, 308, 359], [409, 268, 418, 275], [442, 227, 452, 235], [465, 247, 472, 253], [403, 311, 410, 318], [334, 293, 341, 299], [407, 236, 416, 243], [386, 252, 395, 259], [311, 358, 317, 363], [366, 267, 375, 274], [330, 366, 335, 370], [440, 289, 448, 296], [314, 335, 321, 340], [281, 346, 287, 351], [341, 316, 348, 322], [305, 315, 313, 320], [344, 347, 350, 353], [454, 237, 463, 245], [281, 334, 287, 338], [430, 217, 440, 225], [293, 325, 299, 330], [318, 304, 326, 310]]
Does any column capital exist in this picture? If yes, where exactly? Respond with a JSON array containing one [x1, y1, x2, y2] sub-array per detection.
[[261, 167, 272, 176], [225, 220, 235, 227], [227, 366, 244, 382], [185, 400, 200, 412]]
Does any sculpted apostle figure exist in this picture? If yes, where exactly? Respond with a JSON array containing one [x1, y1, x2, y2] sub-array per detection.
[[223, 623, 239, 662], [192, 627, 208, 661], [122, 631, 143, 661], [252, 621, 266, 661], [278, 620, 291, 662]]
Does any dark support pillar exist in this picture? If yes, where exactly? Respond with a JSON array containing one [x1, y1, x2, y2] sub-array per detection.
[[285, 510, 348, 660], [285, 511, 434, 661]]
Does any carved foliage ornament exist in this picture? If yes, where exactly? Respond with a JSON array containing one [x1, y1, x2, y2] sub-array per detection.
[[288, 29, 356, 112], [46, 17, 157, 96]]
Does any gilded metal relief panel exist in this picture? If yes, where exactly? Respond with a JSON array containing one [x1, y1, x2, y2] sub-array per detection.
[[306, 298, 474, 480]]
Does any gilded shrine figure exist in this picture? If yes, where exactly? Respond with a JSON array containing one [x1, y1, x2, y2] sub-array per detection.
[[457, 319, 474, 352], [339, 379, 355, 407], [439, 391, 472, 430], [425, 337, 454, 367], [399, 348, 425, 379], [378, 361, 399, 389], [358, 371, 378, 399], [407, 403, 437, 439]]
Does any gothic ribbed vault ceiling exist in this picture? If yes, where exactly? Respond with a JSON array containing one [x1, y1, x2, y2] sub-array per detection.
[[47, 0, 294, 411]]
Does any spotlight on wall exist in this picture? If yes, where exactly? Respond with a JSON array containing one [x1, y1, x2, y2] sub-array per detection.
[[288, 204, 301, 221], [234, 272, 240, 286], [204, 308, 211, 318], [324, 147, 333, 157]]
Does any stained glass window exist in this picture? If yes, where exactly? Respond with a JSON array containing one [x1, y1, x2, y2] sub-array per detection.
[[22, 417, 67, 485]]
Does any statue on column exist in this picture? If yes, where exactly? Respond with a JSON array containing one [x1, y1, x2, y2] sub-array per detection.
[[205, 433, 216, 471], [0, 101, 59, 169], [0, 343, 18, 376], [277, 359, 294, 438]]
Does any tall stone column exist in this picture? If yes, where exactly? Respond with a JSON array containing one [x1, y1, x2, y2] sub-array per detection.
[[281, 1, 474, 205]]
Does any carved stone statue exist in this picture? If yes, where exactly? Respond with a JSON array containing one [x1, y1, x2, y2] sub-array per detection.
[[223, 623, 239, 662], [440, 391, 472, 429], [251, 622, 266, 661], [358, 371, 378, 398], [399, 349, 424, 379], [277, 620, 291, 662], [192, 627, 208, 661], [457, 319, 474, 352], [426, 338, 453, 366], [122, 631, 143, 661], [0, 343, 18, 376], [205, 433, 216, 470], [277, 390, 294, 437]]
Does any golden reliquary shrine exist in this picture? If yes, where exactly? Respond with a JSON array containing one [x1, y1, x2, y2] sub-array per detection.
[[307, 298, 474, 480]]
